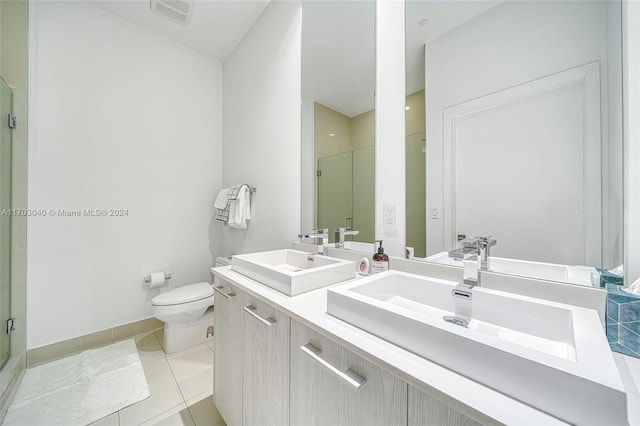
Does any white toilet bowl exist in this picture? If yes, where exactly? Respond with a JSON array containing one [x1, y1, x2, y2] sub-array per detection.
[[151, 256, 231, 353], [152, 282, 215, 354]]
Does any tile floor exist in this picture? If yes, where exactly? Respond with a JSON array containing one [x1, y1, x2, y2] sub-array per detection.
[[30, 327, 640, 425], [86, 328, 225, 426]]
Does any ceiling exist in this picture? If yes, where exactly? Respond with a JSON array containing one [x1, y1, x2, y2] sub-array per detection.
[[405, 0, 503, 95], [87, 0, 503, 115], [302, 0, 503, 117], [88, 0, 270, 61], [302, 0, 375, 117]]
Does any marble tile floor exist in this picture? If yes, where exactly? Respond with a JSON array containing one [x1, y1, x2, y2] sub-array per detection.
[[83, 328, 224, 426]]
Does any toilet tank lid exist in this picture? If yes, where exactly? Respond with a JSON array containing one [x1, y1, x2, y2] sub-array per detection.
[[152, 282, 214, 306]]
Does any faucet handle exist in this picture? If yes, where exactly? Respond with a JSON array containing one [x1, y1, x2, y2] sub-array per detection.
[[461, 238, 479, 248], [312, 228, 328, 234], [474, 235, 497, 247]]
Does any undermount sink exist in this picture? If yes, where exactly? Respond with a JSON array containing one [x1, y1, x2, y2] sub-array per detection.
[[424, 251, 596, 287], [327, 271, 626, 425], [231, 249, 354, 296]]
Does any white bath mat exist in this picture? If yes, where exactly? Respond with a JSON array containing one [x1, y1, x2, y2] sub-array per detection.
[[4, 339, 150, 426]]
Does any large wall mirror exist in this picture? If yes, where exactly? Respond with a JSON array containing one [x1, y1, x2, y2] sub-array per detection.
[[406, 0, 623, 286], [300, 0, 375, 244]]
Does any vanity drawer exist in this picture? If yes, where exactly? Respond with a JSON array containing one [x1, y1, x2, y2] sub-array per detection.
[[213, 280, 244, 426], [242, 294, 290, 426], [290, 319, 407, 426]]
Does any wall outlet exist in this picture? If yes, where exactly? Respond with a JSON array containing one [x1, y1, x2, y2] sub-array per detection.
[[383, 204, 397, 230]]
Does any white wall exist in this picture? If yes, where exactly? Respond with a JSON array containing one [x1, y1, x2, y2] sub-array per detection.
[[426, 1, 621, 267], [447, 64, 600, 265], [375, 0, 406, 258], [27, 1, 223, 349], [222, 1, 301, 255], [606, 0, 624, 269], [624, 0, 640, 285], [301, 99, 314, 233]]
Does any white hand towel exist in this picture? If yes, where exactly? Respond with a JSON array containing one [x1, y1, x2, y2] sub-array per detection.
[[214, 188, 230, 209], [228, 185, 251, 229]]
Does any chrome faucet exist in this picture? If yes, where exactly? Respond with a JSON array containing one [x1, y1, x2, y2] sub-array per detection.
[[448, 236, 497, 287], [476, 236, 497, 270], [334, 227, 359, 248], [298, 228, 328, 245]]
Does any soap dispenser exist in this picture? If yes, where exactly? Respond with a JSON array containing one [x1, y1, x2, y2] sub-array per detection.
[[372, 240, 389, 274]]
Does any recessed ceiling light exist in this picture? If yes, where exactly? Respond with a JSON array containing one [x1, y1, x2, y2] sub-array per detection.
[[329, 133, 336, 137], [419, 18, 430, 27], [405, 106, 411, 111]]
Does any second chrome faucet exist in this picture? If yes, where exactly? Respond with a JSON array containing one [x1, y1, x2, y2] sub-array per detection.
[[334, 227, 359, 248], [448, 236, 497, 287]]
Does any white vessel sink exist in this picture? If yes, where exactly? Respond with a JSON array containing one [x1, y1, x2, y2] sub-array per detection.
[[339, 241, 375, 253], [327, 271, 626, 425], [424, 251, 596, 286], [232, 249, 354, 296], [290, 241, 324, 254]]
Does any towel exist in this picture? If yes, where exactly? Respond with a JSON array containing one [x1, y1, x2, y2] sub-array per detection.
[[214, 188, 231, 224], [215, 184, 252, 227], [229, 184, 251, 229], [214, 188, 229, 209]]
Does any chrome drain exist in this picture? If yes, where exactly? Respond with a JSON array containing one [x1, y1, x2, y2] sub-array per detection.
[[443, 315, 469, 328]]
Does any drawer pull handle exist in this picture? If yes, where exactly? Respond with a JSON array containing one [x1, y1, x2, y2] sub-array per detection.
[[213, 285, 236, 299], [243, 306, 277, 327], [300, 343, 367, 389]]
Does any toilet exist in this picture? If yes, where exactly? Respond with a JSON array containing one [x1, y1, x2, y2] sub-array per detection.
[[151, 256, 231, 353]]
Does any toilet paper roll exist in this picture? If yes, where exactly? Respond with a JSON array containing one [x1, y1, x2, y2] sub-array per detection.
[[148, 272, 166, 288]]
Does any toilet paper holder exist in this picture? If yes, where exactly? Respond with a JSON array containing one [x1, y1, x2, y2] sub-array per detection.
[[143, 272, 172, 285]]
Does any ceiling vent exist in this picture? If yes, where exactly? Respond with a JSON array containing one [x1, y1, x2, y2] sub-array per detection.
[[150, 0, 194, 25]]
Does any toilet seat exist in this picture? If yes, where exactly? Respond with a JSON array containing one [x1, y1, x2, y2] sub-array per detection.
[[152, 282, 214, 306]]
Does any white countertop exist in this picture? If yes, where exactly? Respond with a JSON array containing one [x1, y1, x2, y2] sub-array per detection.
[[212, 265, 576, 425], [614, 352, 640, 425]]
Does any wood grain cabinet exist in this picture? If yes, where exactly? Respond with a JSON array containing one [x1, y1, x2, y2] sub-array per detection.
[[242, 293, 290, 426], [213, 280, 245, 426], [290, 319, 408, 426], [409, 385, 484, 426], [213, 280, 495, 426]]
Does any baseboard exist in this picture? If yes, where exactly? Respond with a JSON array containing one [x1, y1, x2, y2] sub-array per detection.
[[26, 317, 163, 367]]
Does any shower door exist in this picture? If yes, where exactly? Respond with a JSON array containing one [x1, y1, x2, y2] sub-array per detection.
[[0, 78, 12, 369], [317, 152, 352, 244]]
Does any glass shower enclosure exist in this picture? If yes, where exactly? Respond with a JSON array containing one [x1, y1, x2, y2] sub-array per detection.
[[316, 146, 374, 244], [0, 77, 12, 369]]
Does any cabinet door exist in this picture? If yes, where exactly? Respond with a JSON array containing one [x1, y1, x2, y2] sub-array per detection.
[[290, 320, 407, 426], [242, 294, 290, 426], [213, 280, 244, 426], [408, 385, 487, 426]]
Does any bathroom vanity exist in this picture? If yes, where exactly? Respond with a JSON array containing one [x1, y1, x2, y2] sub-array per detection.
[[210, 250, 629, 426], [211, 267, 490, 426]]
